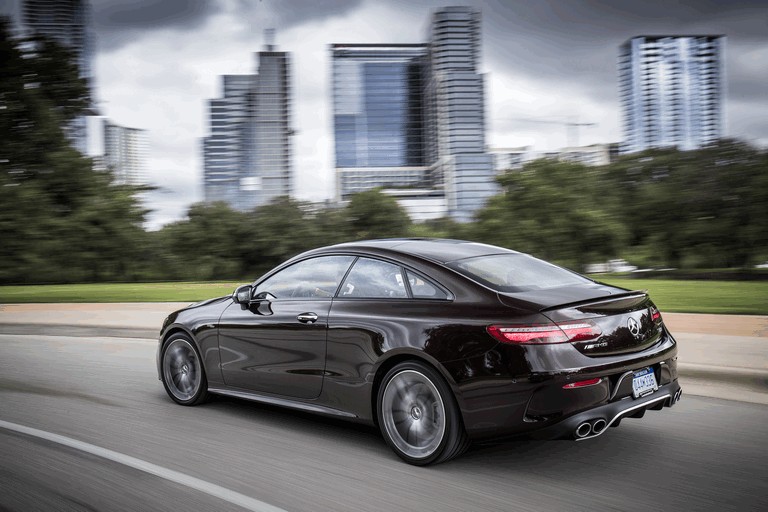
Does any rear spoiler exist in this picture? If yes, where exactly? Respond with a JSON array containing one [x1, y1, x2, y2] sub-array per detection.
[[539, 291, 649, 313]]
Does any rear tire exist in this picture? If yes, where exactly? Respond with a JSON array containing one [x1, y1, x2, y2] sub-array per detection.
[[161, 333, 209, 406], [377, 361, 469, 465]]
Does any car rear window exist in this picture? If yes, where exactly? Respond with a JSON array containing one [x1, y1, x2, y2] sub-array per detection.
[[446, 254, 592, 292]]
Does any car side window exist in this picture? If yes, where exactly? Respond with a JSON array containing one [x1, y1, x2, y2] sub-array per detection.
[[405, 269, 450, 299], [338, 258, 407, 299], [254, 256, 355, 299]]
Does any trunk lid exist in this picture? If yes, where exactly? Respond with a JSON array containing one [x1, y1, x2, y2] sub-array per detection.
[[499, 287, 663, 356]]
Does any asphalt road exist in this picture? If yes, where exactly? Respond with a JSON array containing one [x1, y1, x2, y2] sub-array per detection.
[[0, 333, 766, 512]]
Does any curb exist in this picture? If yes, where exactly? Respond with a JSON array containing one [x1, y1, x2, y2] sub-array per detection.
[[0, 323, 157, 340], [678, 363, 768, 391]]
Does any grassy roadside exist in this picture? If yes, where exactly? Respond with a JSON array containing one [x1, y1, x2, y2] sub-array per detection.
[[595, 278, 768, 315], [0, 282, 242, 303], [0, 279, 766, 315]]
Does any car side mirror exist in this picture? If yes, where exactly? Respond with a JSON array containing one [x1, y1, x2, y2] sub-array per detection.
[[233, 284, 253, 304]]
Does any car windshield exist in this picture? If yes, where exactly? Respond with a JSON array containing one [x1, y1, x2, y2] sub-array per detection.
[[447, 253, 593, 293]]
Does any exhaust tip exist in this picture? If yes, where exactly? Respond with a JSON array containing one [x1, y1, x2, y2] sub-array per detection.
[[575, 422, 592, 438], [592, 419, 607, 434]]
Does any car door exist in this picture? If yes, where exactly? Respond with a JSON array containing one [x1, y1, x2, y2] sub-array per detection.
[[217, 255, 355, 399]]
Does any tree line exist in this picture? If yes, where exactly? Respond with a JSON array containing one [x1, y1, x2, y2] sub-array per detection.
[[1, 19, 766, 284]]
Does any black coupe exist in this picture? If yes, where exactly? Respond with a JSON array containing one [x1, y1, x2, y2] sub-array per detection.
[[157, 239, 681, 465]]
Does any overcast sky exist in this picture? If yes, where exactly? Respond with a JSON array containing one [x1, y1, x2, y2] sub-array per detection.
[[6, 0, 768, 228]]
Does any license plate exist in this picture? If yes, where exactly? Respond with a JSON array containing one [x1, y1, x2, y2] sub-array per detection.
[[632, 367, 658, 398]]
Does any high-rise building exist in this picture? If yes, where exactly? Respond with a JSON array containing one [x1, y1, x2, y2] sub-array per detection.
[[619, 35, 725, 154], [203, 75, 254, 207], [332, 44, 429, 200], [331, 6, 497, 222], [425, 6, 496, 221], [203, 40, 292, 211], [103, 120, 148, 185], [21, 0, 94, 153], [248, 47, 293, 210]]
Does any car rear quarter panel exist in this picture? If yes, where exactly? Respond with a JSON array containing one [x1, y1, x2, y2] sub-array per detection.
[[322, 292, 553, 424]]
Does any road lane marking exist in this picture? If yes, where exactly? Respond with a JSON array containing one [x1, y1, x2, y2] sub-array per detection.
[[0, 419, 287, 512]]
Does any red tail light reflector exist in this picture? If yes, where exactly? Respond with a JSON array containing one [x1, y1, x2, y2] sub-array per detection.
[[650, 306, 662, 324], [487, 321, 601, 345], [563, 378, 603, 389]]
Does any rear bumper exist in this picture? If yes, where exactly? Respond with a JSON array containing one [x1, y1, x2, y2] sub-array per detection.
[[528, 379, 682, 440], [447, 335, 679, 440]]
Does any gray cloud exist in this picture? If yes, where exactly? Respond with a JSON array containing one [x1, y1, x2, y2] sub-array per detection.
[[232, 0, 365, 29], [93, 0, 220, 50], [94, 0, 365, 51]]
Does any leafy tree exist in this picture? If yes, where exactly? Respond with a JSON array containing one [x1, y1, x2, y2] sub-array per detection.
[[346, 189, 411, 240], [0, 17, 148, 284], [153, 202, 250, 281], [1, 18, 90, 181], [603, 140, 768, 268], [470, 159, 627, 270]]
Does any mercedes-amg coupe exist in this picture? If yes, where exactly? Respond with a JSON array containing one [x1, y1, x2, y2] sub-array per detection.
[[158, 239, 681, 465]]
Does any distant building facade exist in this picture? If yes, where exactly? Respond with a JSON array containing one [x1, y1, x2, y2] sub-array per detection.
[[203, 40, 292, 211], [489, 143, 619, 171], [21, 0, 95, 153], [557, 143, 619, 166], [488, 147, 533, 172], [619, 35, 725, 153], [331, 6, 496, 222], [103, 120, 148, 185]]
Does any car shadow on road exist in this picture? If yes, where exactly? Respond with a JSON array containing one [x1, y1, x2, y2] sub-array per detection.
[[182, 391, 670, 470]]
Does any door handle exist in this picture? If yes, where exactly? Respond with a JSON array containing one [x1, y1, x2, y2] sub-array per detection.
[[297, 312, 318, 324]]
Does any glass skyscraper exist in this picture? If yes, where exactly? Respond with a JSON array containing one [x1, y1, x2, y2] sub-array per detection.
[[203, 42, 293, 211], [203, 75, 254, 207], [425, 6, 496, 222], [332, 44, 429, 198], [248, 49, 293, 210], [619, 35, 725, 153], [331, 6, 497, 222]]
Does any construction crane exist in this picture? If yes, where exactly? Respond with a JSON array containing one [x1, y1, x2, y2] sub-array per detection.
[[511, 117, 597, 148]]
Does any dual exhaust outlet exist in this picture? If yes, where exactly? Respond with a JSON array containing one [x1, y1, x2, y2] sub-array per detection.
[[575, 388, 683, 439], [575, 418, 607, 439]]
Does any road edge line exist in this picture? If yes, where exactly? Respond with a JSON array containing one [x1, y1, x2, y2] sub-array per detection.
[[0, 419, 286, 512]]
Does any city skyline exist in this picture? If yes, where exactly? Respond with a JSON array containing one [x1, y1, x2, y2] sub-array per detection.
[[2, 0, 766, 228]]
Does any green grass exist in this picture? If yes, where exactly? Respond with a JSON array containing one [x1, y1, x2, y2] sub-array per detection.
[[594, 278, 768, 315], [0, 281, 242, 303], [1, 279, 766, 315]]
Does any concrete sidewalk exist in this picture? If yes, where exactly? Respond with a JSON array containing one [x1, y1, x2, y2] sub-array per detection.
[[1, 303, 766, 404]]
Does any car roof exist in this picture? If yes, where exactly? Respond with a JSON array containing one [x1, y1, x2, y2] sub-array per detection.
[[325, 238, 518, 264]]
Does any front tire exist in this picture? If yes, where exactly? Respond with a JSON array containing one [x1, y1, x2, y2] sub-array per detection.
[[377, 361, 469, 465], [161, 333, 209, 406]]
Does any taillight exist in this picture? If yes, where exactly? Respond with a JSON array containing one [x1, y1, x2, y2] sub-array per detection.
[[487, 321, 602, 345], [650, 306, 662, 324]]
